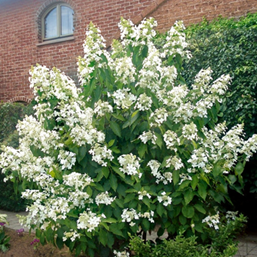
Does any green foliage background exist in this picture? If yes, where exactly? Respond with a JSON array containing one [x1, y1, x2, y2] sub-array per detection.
[[183, 13, 257, 138]]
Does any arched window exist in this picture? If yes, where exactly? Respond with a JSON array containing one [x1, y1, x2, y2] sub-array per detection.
[[42, 3, 74, 40]]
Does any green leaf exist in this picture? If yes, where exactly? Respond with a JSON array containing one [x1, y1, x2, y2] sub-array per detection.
[[46, 228, 54, 242], [112, 113, 125, 121], [112, 166, 125, 179], [122, 111, 140, 129], [179, 214, 187, 225], [184, 189, 194, 205], [109, 224, 124, 237], [194, 203, 206, 214], [156, 203, 164, 217], [102, 167, 110, 179], [178, 180, 191, 190], [78, 145, 88, 162], [142, 197, 151, 208], [103, 217, 117, 223], [99, 229, 108, 246], [213, 162, 222, 177], [106, 233, 115, 248], [30, 145, 44, 158], [198, 181, 207, 200], [182, 205, 195, 218], [117, 184, 126, 197], [228, 175, 237, 184], [124, 193, 135, 203], [138, 144, 147, 158], [110, 121, 122, 138], [108, 139, 115, 147], [173, 169, 180, 185], [235, 162, 245, 175], [56, 236, 64, 250], [39, 233, 45, 245], [115, 198, 124, 208], [142, 219, 150, 231], [155, 132, 163, 149], [194, 223, 203, 233], [110, 173, 118, 191], [191, 175, 199, 190]]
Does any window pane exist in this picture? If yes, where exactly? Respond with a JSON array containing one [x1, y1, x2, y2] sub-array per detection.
[[61, 6, 74, 36], [45, 7, 57, 38]]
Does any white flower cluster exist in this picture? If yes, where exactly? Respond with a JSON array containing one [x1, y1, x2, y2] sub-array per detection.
[[147, 160, 163, 183], [241, 134, 257, 161], [147, 160, 172, 184], [163, 130, 180, 151], [182, 123, 198, 141], [89, 144, 114, 166], [95, 192, 116, 206], [121, 208, 140, 226], [70, 123, 105, 146], [118, 154, 141, 177], [138, 131, 157, 144], [77, 22, 110, 85], [140, 211, 155, 223], [112, 88, 137, 109], [202, 212, 220, 230], [166, 156, 184, 170], [94, 100, 113, 117], [121, 208, 155, 226], [29, 65, 80, 102], [58, 150, 76, 170], [17, 116, 61, 154], [157, 192, 172, 206], [111, 56, 136, 84], [162, 20, 191, 59], [21, 190, 48, 203], [136, 45, 162, 93], [68, 191, 92, 208], [225, 211, 238, 222], [119, 17, 157, 47], [63, 230, 80, 242], [134, 93, 152, 111], [150, 108, 169, 127], [178, 173, 192, 185], [63, 172, 93, 190], [77, 210, 106, 232], [138, 190, 151, 200], [187, 123, 257, 174], [113, 250, 130, 257], [161, 85, 188, 107]]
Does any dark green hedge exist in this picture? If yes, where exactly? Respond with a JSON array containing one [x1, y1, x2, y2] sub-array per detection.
[[183, 13, 257, 138]]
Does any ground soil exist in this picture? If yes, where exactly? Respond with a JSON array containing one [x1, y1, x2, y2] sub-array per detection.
[[0, 228, 73, 257]]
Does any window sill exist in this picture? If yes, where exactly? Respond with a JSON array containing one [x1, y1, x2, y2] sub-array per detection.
[[37, 36, 75, 46]]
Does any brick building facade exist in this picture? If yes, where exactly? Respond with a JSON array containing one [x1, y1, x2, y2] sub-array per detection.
[[0, 0, 256, 103]]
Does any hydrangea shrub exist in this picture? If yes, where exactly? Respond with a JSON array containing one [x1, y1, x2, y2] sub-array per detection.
[[1, 18, 257, 256]]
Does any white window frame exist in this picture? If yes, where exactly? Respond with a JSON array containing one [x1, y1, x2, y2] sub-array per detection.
[[42, 3, 74, 41]]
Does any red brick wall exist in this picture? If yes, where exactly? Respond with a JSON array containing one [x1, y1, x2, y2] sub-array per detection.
[[0, 0, 256, 102], [150, 0, 257, 33]]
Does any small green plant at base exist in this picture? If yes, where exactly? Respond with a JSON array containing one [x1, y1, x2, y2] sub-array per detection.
[[0, 214, 10, 253], [129, 212, 244, 256]]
